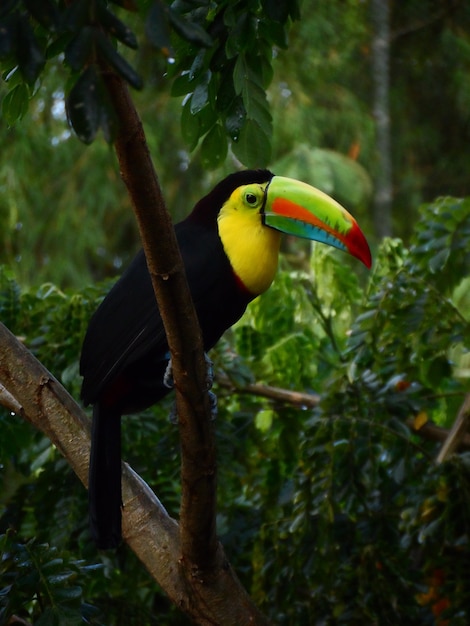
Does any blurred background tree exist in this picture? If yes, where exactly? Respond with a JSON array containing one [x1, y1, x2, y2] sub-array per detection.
[[1, 0, 470, 624]]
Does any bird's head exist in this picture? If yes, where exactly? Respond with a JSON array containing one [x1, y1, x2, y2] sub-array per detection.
[[192, 169, 372, 295]]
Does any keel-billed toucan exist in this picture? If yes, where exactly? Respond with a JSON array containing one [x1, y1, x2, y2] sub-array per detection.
[[80, 169, 371, 549]]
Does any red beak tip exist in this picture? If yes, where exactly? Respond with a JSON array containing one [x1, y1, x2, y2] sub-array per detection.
[[347, 221, 372, 269]]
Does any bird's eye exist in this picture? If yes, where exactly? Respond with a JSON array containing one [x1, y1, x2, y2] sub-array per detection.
[[245, 192, 258, 206]]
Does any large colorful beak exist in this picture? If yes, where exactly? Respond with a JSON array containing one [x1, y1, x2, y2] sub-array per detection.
[[262, 176, 372, 269]]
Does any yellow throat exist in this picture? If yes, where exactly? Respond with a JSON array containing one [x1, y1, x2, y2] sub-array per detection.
[[217, 183, 281, 296]]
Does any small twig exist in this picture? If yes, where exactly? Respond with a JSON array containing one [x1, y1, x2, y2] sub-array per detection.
[[390, 4, 456, 41], [217, 374, 320, 408], [0, 382, 23, 414], [408, 417, 470, 451], [218, 374, 470, 453], [436, 394, 470, 463]]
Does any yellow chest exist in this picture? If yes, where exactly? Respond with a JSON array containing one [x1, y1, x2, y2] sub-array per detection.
[[217, 208, 281, 296]]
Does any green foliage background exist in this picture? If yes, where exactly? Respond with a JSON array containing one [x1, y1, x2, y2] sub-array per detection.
[[1, 0, 470, 625]]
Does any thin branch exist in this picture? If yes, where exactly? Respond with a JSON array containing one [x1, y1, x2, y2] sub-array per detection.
[[217, 374, 470, 452], [390, 2, 459, 41], [408, 417, 470, 451], [436, 394, 470, 463], [217, 373, 320, 408], [0, 381, 23, 414], [0, 322, 272, 626]]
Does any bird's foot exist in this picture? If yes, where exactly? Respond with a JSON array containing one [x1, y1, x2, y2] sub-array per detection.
[[208, 390, 218, 421], [168, 390, 217, 424], [168, 402, 178, 425], [163, 358, 174, 389], [204, 353, 214, 391], [165, 354, 217, 423], [164, 354, 213, 391]]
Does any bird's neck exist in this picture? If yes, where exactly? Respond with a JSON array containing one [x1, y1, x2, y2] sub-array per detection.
[[217, 209, 282, 296]]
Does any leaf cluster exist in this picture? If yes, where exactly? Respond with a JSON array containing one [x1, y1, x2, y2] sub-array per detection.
[[0, 531, 101, 625], [1, 0, 299, 166], [167, 0, 299, 168]]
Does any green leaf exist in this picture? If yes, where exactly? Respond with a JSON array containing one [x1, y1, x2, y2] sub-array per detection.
[[98, 4, 138, 49], [2, 83, 29, 124], [170, 71, 193, 97], [231, 118, 271, 167], [197, 103, 218, 137], [145, 0, 172, 54], [62, 0, 89, 32], [168, 7, 213, 48], [255, 408, 274, 432], [66, 65, 101, 144], [189, 48, 206, 80], [200, 124, 227, 169], [24, 0, 61, 32], [259, 18, 289, 48], [233, 56, 272, 137], [190, 71, 210, 114], [95, 31, 143, 90], [233, 55, 248, 96], [0, 14, 17, 58], [261, 0, 301, 22], [109, 0, 138, 9], [64, 26, 94, 72], [225, 13, 255, 58], [224, 97, 245, 140], [0, 0, 20, 21], [17, 16, 45, 84], [181, 98, 200, 149], [242, 82, 272, 135]]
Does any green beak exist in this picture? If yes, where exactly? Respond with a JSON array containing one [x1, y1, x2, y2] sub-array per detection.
[[263, 176, 372, 268]]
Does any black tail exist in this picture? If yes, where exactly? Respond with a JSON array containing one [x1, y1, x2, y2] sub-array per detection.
[[88, 402, 122, 549]]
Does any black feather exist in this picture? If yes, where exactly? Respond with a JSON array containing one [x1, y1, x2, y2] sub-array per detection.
[[80, 169, 275, 548]]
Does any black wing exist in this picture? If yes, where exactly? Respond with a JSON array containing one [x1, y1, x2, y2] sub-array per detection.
[[80, 219, 250, 407]]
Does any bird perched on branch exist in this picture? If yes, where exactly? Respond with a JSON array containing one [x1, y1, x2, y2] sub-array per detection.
[[80, 169, 371, 549]]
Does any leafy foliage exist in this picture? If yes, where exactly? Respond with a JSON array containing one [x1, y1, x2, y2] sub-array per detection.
[[0, 531, 101, 625], [0, 0, 299, 161], [1, 195, 470, 623]]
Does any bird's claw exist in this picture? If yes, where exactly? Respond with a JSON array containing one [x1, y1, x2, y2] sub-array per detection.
[[165, 354, 217, 423], [208, 390, 217, 420], [164, 354, 213, 391], [163, 358, 174, 389], [205, 354, 214, 391], [167, 390, 217, 424]]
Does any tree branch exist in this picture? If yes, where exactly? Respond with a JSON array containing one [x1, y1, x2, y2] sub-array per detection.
[[436, 394, 470, 463], [217, 374, 470, 451], [216, 373, 321, 408], [0, 322, 272, 625], [102, 70, 219, 571]]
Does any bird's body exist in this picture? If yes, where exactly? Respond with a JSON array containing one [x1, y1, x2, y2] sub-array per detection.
[[81, 169, 371, 548]]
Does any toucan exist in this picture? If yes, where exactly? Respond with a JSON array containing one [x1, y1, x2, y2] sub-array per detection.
[[80, 169, 371, 549]]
